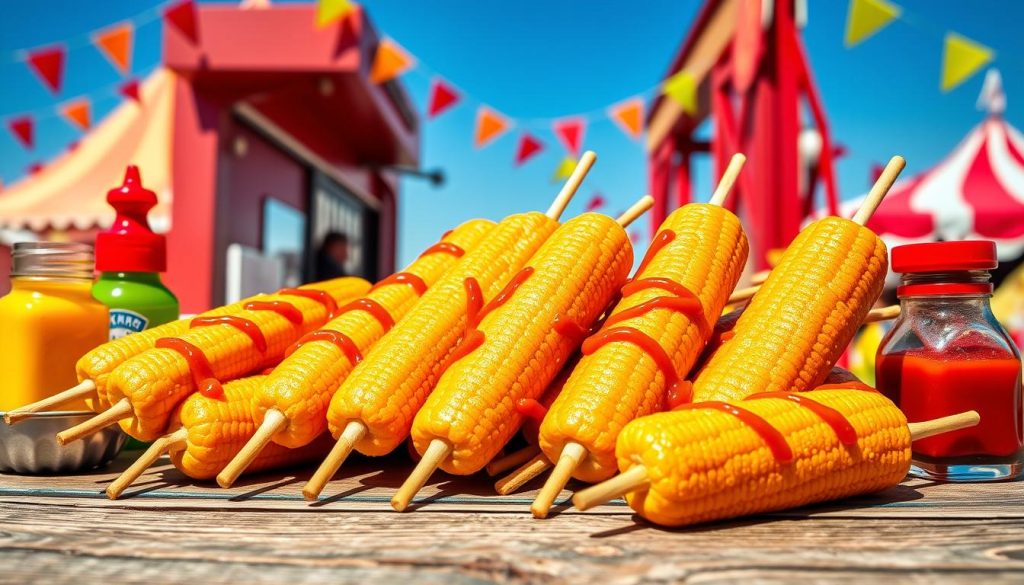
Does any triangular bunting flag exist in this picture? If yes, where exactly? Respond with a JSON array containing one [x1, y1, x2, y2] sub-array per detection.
[[26, 46, 65, 94], [120, 79, 141, 103], [427, 78, 460, 118], [67, 140, 80, 152], [629, 231, 643, 245], [8, 116, 33, 149], [316, 0, 355, 28], [28, 163, 44, 175], [585, 193, 606, 211], [551, 156, 577, 183], [474, 107, 510, 148], [514, 133, 543, 166], [370, 38, 415, 84], [93, 23, 134, 75], [663, 70, 697, 115], [941, 33, 994, 92], [553, 118, 586, 156], [608, 98, 644, 139], [60, 98, 92, 131], [844, 0, 901, 47], [164, 0, 200, 45]]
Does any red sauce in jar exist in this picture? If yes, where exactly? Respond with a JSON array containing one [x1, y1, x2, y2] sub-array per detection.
[[877, 348, 1023, 458]]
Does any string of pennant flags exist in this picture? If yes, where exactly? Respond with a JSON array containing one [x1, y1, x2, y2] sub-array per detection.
[[1, 0, 1011, 182]]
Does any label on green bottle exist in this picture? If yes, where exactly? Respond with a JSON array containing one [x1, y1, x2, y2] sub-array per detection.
[[109, 309, 150, 340]]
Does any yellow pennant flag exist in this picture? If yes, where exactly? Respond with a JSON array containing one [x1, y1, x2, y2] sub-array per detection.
[[316, 0, 355, 28], [844, 0, 900, 47], [941, 33, 994, 92], [663, 70, 697, 116], [551, 156, 577, 183], [370, 38, 415, 84], [608, 98, 644, 139]]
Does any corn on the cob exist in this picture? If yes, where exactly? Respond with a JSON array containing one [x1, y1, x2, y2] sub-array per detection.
[[323, 213, 557, 456], [606, 388, 913, 526], [169, 377, 333, 480], [691, 217, 887, 403], [538, 203, 748, 488], [392, 212, 632, 511], [98, 277, 370, 442]]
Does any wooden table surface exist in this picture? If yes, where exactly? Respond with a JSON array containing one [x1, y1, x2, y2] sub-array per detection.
[[0, 451, 1021, 585]]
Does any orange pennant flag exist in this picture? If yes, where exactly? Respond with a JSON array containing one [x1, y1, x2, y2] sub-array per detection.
[[93, 23, 134, 75], [608, 98, 645, 139], [369, 38, 415, 84], [474, 106, 510, 148], [60, 98, 91, 131]]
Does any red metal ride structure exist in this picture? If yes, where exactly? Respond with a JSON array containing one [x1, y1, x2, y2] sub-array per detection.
[[647, 0, 840, 269]]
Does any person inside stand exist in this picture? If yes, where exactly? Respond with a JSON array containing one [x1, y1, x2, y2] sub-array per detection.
[[314, 231, 349, 280]]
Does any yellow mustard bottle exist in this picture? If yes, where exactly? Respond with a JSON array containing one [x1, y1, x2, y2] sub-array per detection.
[[0, 243, 109, 412]]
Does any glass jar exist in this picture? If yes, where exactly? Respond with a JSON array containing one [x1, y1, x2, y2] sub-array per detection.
[[0, 242, 109, 412], [876, 241, 1022, 482]]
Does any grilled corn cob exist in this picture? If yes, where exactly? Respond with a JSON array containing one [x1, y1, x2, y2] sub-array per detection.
[[691, 217, 887, 402], [394, 212, 633, 510], [588, 388, 920, 526]]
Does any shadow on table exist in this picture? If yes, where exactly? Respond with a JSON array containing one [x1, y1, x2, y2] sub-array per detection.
[[587, 483, 929, 538]]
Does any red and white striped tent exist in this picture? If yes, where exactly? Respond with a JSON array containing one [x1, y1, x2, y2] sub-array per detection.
[[823, 70, 1024, 260]]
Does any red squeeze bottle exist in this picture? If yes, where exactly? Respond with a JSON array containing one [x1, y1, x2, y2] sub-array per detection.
[[876, 241, 1023, 482]]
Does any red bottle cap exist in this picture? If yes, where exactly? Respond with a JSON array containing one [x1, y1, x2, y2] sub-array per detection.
[[891, 241, 997, 273], [95, 166, 167, 272]]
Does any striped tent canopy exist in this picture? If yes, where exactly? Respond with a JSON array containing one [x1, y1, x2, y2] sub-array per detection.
[[820, 70, 1024, 260]]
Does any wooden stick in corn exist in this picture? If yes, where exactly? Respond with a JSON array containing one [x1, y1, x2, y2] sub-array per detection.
[[303, 159, 597, 501], [530, 155, 749, 518], [573, 389, 979, 525], [216, 221, 494, 489], [852, 156, 906, 225], [495, 453, 552, 495], [5, 380, 97, 424], [54, 278, 370, 445], [546, 151, 596, 220], [106, 428, 187, 499], [485, 445, 541, 477], [392, 203, 644, 512]]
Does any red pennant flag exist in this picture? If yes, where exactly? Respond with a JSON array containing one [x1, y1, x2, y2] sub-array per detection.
[[67, 140, 80, 152], [514, 133, 543, 166], [630, 230, 643, 245], [28, 162, 44, 175], [93, 23, 134, 75], [26, 46, 65, 94], [427, 78, 460, 119], [60, 98, 92, 131], [553, 117, 586, 156], [585, 193, 606, 211], [120, 79, 141, 103], [8, 116, 34, 149], [165, 0, 200, 45], [870, 162, 884, 184]]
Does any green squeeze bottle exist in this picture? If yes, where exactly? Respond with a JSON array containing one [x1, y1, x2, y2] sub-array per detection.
[[93, 167, 179, 448]]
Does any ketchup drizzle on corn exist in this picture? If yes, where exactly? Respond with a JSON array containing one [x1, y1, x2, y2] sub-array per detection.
[[244, 300, 304, 325], [453, 268, 535, 364], [419, 242, 465, 259], [674, 401, 795, 463], [629, 230, 675, 279], [745, 392, 859, 445], [286, 330, 363, 365], [370, 272, 428, 296], [582, 326, 689, 405], [279, 288, 338, 319], [337, 298, 396, 332], [155, 338, 224, 399], [189, 316, 268, 354]]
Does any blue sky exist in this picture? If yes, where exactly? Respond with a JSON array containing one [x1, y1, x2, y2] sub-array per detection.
[[1, 1, 1021, 266]]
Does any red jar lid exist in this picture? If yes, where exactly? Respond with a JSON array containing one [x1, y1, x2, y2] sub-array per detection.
[[891, 241, 997, 273]]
